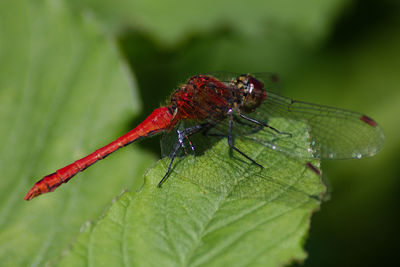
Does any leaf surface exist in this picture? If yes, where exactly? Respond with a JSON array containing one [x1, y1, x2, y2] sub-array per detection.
[[0, 0, 152, 265], [58, 118, 326, 267]]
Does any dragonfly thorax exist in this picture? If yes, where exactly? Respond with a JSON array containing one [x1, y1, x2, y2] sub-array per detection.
[[170, 75, 236, 121]]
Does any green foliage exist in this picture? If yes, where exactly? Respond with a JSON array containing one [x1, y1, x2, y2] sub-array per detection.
[[0, 1, 327, 265], [58, 118, 325, 266], [1, 0, 398, 266], [0, 0, 152, 265], [68, 0, 347, 46]]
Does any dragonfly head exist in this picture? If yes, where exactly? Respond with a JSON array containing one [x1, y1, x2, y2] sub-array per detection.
[[233, 74, 266, 113]]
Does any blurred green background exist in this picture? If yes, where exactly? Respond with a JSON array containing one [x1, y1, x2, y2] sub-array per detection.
[[1, 0, 399, 266]]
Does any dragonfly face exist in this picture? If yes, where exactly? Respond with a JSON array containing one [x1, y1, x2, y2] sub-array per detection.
[[232, 74, 267, 113]]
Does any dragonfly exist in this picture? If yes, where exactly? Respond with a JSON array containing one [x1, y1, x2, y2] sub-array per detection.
[[24, 72, 385, 200]]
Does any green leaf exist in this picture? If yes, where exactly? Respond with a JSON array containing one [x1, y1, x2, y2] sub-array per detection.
[[0, 1, 328, 266], [0, 0, 153, 265], [57, 118, 326, 267], [68, 0, 349, 46]]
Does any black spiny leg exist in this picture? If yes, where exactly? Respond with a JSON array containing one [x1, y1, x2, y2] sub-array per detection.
[[239, 113, 292, 137], [227, 113, 264, 168], [157, 123, 211, 187]]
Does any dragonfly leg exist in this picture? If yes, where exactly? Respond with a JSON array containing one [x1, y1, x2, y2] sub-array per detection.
[[232, 115, 264, 133], [228, 113, 264, 168], [239, 113, 292, 137], [158, 123, 212, 187]]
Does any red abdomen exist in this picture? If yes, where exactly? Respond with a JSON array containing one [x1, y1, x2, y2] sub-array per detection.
[[24, 107, 174, 200]]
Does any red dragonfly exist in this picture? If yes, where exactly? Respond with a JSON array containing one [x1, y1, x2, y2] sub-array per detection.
[[24, 73, 385, 200]]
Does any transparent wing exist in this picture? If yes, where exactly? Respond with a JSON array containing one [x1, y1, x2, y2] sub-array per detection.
[[242, 91, 385, 159], [160, 120, 324, 203]]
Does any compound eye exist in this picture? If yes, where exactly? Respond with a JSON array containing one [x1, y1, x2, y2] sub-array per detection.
[[247, 82, 254, 93], [236, 75, 250, 91], [247, 77, 263, 93]]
